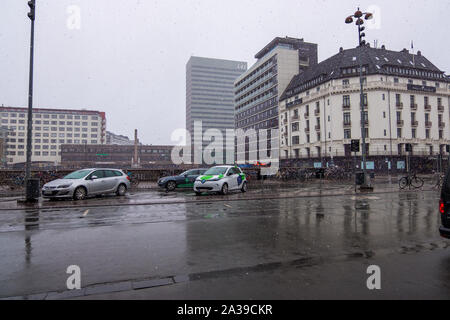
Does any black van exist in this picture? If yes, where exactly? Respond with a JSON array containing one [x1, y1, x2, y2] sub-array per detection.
[[439, 168, 450, 238]]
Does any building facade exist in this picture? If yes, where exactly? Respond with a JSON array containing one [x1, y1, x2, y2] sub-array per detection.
[[279, 45, 450, 161], [106, 131, 135, 145], [234, 37, 318, 163], [0, 106, 106, 166], [186, 56, 247, 163], [60, 144, 173, 168]]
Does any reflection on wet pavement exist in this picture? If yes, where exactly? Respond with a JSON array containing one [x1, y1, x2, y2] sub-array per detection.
[[0, 189, 444, 298]]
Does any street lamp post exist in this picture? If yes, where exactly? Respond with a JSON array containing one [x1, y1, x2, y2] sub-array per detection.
[[345, 8, 373, 190], [25, 0, 36, 201]]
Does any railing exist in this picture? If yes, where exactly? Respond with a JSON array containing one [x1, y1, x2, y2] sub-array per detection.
[[396, 102, 403, 108], [343, 121, 351, 127], [438, 105, 444, 112], [410, 104, 418, 110], [291, 115, 299, 121], [304, 127, 310, 133], [315, 125, 321, 131], [411, 121, 418, 127], [424, 105, 432, 111], [304, 112, 309, 118], [314, 109, 320, 116], [425, 121, 432, 128], [439, 122, 445, 128], [342, 104, 351, 110], [397, 120, 404, 126]]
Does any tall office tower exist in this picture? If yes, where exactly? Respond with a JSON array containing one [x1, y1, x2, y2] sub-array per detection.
[[186, 56, 247, 164], [234, 37, 318, 163]]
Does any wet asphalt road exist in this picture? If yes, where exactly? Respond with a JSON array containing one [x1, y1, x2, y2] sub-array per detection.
[[0, 185, 448, 299]]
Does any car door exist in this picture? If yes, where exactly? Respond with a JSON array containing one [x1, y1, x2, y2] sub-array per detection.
[[102, 170, 119, 192], [186, 170, 199, 186], [86, 170, 105, 194], [226, 167, 239, 190]]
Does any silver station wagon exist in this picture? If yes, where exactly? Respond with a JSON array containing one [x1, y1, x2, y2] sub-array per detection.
[[41, 168, 131, 200]]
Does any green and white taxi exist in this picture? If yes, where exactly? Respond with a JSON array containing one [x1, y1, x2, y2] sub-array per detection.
[[193, 165, 247, 195]]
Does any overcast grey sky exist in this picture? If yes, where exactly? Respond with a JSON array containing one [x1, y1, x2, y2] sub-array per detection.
[[0, 0, 449, 145]]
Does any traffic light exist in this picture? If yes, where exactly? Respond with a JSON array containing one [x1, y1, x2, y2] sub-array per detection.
[[27, 0, 35, 21], [351, 139, 360, 152]]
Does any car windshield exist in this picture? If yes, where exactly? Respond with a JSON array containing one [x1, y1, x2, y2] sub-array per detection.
[[203, 167, 228, 175], [63, 170, 92, 179]]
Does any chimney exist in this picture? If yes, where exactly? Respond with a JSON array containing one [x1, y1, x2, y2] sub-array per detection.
[[339, 47, 344, 53], [134, 129, 138, 166], [381, 45, 386, 50], [417, 50, 422, 56]]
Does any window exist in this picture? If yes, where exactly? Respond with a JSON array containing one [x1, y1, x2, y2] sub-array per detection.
[[397, 128, 402, 138], [344, 129, 351, 139], [343, 95, 350, 107], [395, 94, 401, 105], [426, 129, 430, 139], [412, 128, 416, 138], [343, 112, 351, 125]]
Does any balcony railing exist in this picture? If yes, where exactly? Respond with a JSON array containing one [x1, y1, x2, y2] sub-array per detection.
[[304, 127, 310, 133], [411, 121, 418, 127], [342, 104, 350, 110], [291, 115, 299, 121], [396, 102, 403, 108], [425, 121, 432, 128], [438, 105, 444, 112], [439, 122, 445, 128], [410, 104, 417, 110], [283, 118, 287, 124], [304, 112, 309, 118], [397, 120, 404, 126], [343, 121, 351, 127], [314, 109, 320, 116], [424, 104, 431, 111], [315, 125, 321, 131], [361, 119, 369, 126]]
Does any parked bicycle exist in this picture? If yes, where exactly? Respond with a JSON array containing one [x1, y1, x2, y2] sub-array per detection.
[[432, 172, 445, 190], [399, 172, 424, 189]]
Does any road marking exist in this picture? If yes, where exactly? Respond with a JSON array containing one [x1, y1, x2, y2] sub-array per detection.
[[82, 209, 89, 217], [224, 204, 232, 208]]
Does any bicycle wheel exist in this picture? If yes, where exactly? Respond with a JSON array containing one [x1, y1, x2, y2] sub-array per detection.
[[399, 177, 408, 189], [411, 177, 424, 189]]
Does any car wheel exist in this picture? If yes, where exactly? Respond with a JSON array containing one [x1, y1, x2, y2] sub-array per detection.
[[195, 191, 202, 196], [241, 181, 247, 193], [116, 184, 127, 196], [221, 183, 228, 195], [166, 181, 177, 191], [73, 186, 87, 201]]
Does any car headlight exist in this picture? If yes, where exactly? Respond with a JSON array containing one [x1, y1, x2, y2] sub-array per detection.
[[57, 184, 72, 188]]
